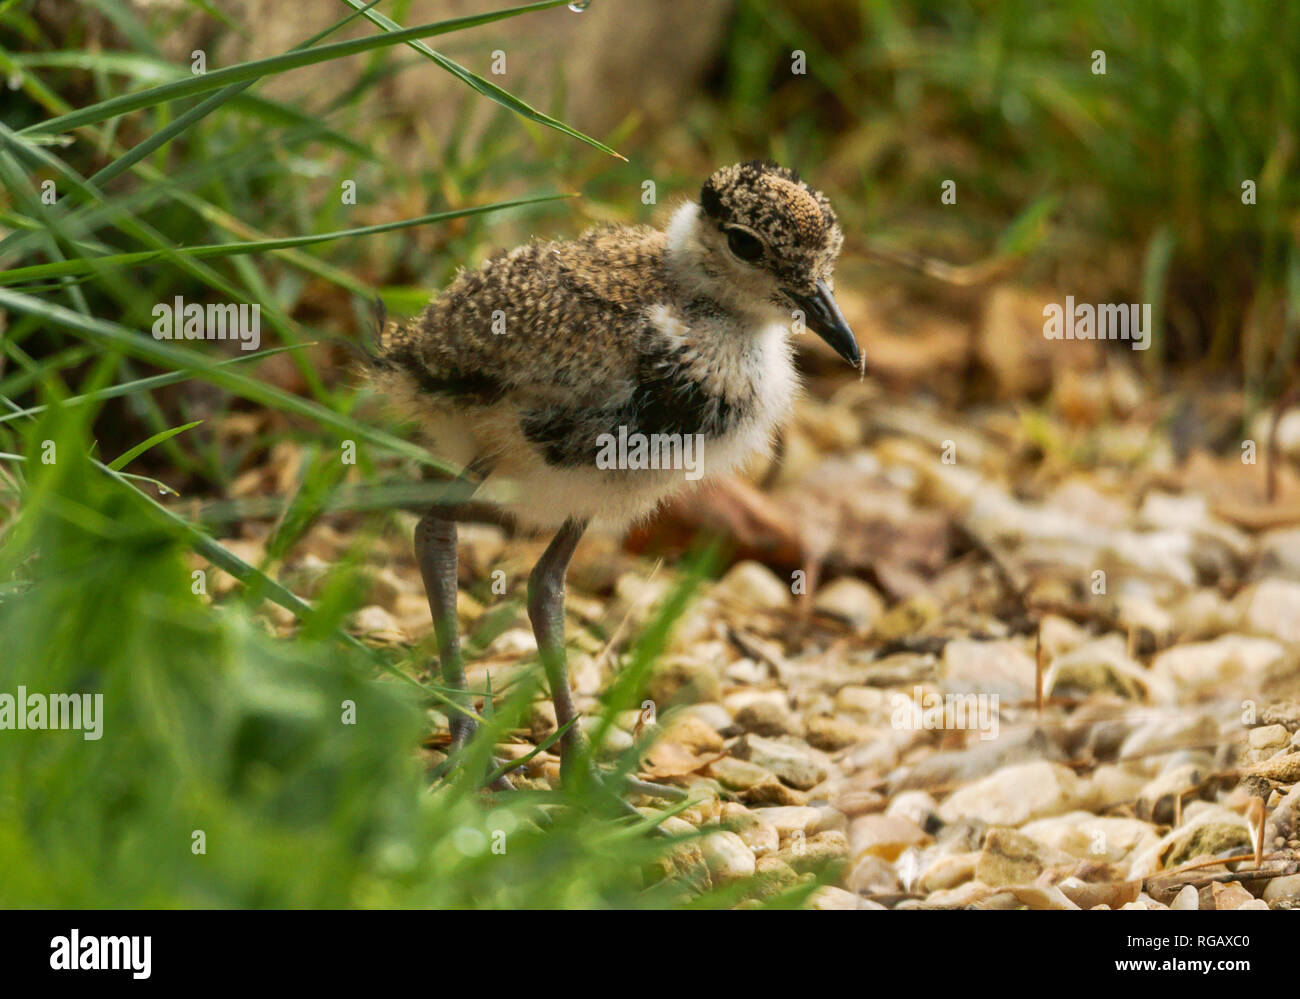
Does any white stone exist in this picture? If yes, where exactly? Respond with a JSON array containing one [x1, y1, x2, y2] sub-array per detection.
[[713, 560, 791, 611], [700, 831, 756, 882], [937, 761, 1084, 827]]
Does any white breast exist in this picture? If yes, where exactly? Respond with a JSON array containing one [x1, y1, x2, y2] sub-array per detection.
[[701, 318, 799, 479], [647, 304, 800, 481]]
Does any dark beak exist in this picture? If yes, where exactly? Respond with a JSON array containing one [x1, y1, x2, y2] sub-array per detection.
[[785, 279, 860, 366]]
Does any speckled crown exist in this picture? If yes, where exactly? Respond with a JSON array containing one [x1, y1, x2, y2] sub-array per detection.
[[699, 160, 844, 291]]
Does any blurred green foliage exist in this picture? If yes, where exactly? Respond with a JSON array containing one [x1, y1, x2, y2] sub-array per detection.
[[0, 391, 793, 907], [711, 0, 1299, 392]]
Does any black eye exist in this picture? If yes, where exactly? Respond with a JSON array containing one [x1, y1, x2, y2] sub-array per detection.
[[726, 228, 764, 262]]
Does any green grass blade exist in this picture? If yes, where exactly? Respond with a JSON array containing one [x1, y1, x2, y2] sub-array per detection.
[[340, 0, 625, 161], [0, 193, 574, 286], [0, 344, 306, 426], [108, 420, 203, 471], [21, 1, 574, 136]]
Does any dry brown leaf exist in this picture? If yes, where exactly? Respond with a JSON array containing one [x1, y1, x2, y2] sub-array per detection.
[[1169, 450, 1300, 527], [638, 741, 725, 780]]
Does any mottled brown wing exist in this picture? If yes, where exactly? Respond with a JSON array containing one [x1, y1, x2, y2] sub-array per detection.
[[375, 225, 669, 408]]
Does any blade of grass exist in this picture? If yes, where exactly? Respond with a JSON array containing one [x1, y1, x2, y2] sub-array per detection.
[[107, 420, 202, 471], [20, 1, 575, 136], [3, 52, 375, 164], [483, 718, 577, 786], [0, 343, 306, 425], [0, 192, 574, 286], [340, 0, 624, 161]]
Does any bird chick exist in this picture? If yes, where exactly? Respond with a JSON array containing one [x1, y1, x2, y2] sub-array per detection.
[[368, 160, 858, 789]]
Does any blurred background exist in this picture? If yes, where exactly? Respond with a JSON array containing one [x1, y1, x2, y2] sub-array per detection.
[[1, 0, 1299, 910]]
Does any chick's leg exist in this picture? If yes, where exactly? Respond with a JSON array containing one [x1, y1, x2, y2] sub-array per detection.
[[524, 518, 685, 803], [526, 517, 588, 785], [415, 501, 475, 750], [414, 472, 511, 773]]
